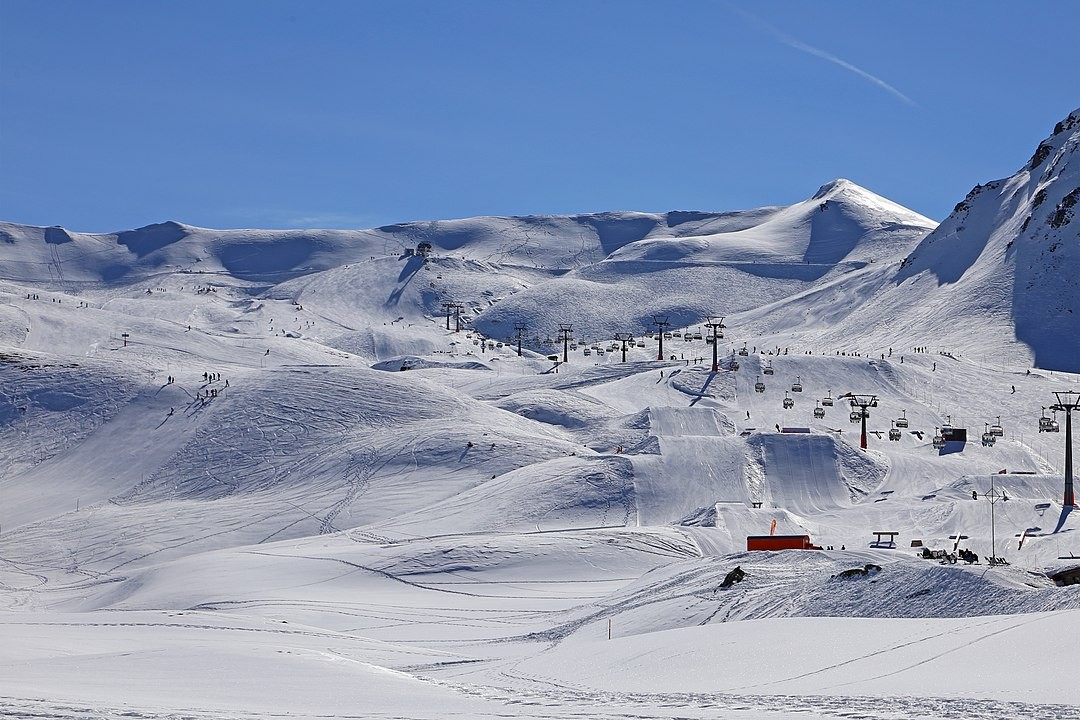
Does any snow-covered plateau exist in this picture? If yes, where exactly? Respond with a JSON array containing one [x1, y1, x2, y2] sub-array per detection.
[[1, 109, 1079, 719]]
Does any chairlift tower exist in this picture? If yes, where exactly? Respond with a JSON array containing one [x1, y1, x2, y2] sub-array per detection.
[[1050, 391, 1080, 506], [704, 316, 726, 372], [453, 303, 465, 332], [614, 333, 633, 363], [975, 477, 1009, 565], [441, 301, 455, 331], [557, 323, 573, 364], [652, 316, 670, 361], [841, 393, 878, 450], [514, 324, 527, 357]]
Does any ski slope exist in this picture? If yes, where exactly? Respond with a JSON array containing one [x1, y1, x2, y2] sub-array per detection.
[[1, 112, 1080, 719]]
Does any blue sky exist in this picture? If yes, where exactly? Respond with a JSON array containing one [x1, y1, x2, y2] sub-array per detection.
[[2, 1, 1078, 232]]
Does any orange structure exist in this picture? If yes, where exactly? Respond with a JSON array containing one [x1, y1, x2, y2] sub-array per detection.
[[746, 535, 821, 551]]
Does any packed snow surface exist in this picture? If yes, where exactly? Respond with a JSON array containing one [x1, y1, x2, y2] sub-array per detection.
[[1, 111, 1079, 719]]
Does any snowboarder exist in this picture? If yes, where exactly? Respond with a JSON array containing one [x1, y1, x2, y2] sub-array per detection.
[[1011, 385, 1015, 393]]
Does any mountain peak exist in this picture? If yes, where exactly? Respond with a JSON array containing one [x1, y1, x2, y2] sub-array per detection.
[[811, 178, 858, 199]]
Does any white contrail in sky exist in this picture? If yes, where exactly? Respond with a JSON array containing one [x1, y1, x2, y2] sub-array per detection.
[[728, 5, 917, 107]]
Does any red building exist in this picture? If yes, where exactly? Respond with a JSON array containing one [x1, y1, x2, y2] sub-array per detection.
[[746, 535, 821, 551]]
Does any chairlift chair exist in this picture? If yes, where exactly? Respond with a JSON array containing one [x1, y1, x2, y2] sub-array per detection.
[[813, 403, 826, 419], [731, 360, 740, 371], [932, 429, 946, 450], [889, 422, 901, 441], [849, 410, 863, 424], [583, 348, 591, 356], [755, 378, 766, 393], [895, 410, 909, 428], [989, 416, 1004, 437], [783, 392, 794, 409], [763, 362, 774, 375], [981, 427, 996, 446], [792, 376, 803, 392], [821, 391, 833, 407], [738, 344, 749, 356], [1038, 407, 1058, 432], [693, 332, 703, 340], [673, 331, 682, 337]]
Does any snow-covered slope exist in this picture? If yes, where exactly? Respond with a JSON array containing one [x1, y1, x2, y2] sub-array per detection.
[[4, 113, 1080, 720], [739, 108, 1080, 372]]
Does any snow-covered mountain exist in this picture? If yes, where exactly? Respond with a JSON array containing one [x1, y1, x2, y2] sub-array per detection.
[[1, 110, 1079, 720], [741, 108, 1080, 372], [0, 178, 936, 348]]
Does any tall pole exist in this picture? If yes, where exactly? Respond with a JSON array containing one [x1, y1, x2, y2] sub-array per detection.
[[1068, 408, 1074, 506], [842, 393, 877, 450], [558, 323, 573, 364], [653, 316, 670, 362], [978, 477, 1008, 564], [860, 408, 868, 450], [1051, 391, 1079, 506], [453, 303, 464, 332], [614, 333, 632, 362], [514, 324, 526, 357], [704, 317, 725, 372], [441, 301, 454, 330]]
